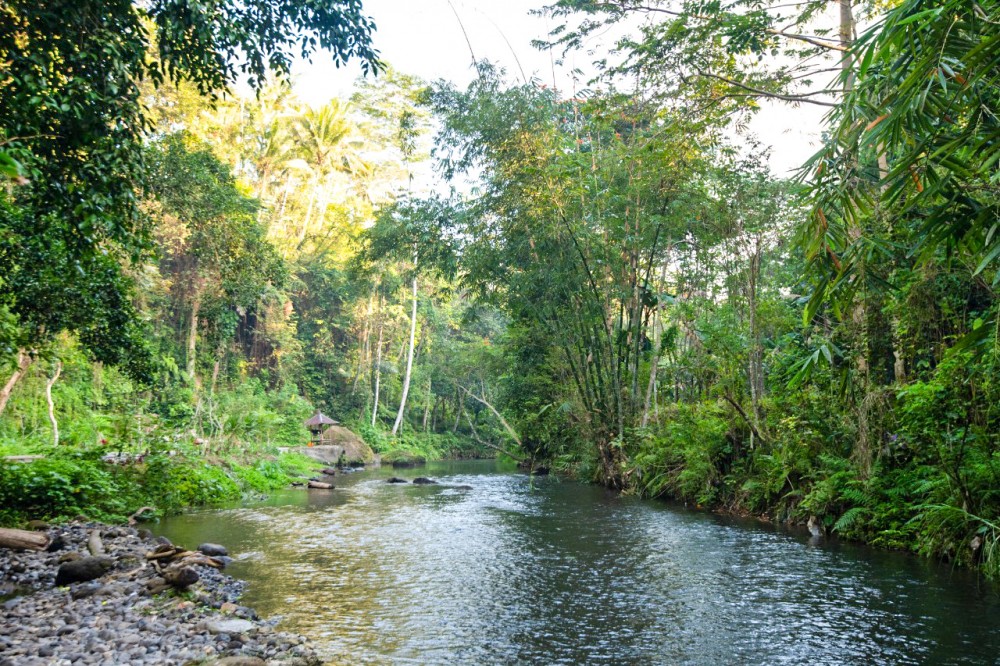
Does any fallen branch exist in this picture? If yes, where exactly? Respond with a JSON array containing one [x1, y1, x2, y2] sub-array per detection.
[[127, 506, 156, 526], [722, 393, 766, 446], [463, 410, 525, 463], [459, 385, 522, 447]]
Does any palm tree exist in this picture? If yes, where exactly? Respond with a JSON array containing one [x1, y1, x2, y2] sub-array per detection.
[[288, 100, 370, 247]]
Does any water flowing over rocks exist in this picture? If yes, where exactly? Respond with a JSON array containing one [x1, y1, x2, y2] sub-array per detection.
[[0, 522, 321, 666]]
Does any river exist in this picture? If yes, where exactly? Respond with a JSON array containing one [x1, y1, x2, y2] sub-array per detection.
[[155, 460, 1000, 665]]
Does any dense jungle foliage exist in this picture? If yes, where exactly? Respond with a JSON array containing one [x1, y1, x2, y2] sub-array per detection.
[[2, 0, 1000, 579]]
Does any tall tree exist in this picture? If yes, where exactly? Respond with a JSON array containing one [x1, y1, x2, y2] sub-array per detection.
[[361, 197, 456, 435], [0, 0, 380, 379]]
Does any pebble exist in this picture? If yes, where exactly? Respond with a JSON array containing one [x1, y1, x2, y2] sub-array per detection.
[[0, 522, 321, 665]]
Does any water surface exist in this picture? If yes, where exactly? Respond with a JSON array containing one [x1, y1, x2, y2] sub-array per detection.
[[156, 460, 1000, 665]]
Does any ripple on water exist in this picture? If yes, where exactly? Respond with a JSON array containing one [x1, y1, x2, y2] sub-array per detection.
[[155, 462, 1000, 665]]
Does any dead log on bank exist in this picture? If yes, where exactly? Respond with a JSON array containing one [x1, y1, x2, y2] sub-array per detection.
[[0, 527, 50, 551]]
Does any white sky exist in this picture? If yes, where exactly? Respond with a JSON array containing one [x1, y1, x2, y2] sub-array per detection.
[[290, 0, 827, 177]]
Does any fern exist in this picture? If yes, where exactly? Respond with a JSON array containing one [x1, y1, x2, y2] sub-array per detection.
[[834, 506, 870, 534]]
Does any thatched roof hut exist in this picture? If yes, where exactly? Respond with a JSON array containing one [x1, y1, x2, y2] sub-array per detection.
[[304, 411, 338, 440]]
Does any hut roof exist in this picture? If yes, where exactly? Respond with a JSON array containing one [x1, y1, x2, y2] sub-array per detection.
[[304, 411, 338, 428]]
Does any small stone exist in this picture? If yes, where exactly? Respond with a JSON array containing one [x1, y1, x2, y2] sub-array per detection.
[[412, 477, 437, 484], [220, 602, 239, 614]]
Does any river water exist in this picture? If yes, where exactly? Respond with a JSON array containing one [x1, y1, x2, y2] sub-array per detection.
[[155, 460, 1000, 665]]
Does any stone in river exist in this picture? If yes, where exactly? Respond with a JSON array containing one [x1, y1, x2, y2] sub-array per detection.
[[386, 477, 408, 484], [54, 556, 113, 586], [205, 619, 256, 635], [412, 477, 437, 485], [198, 543, 229, 557]]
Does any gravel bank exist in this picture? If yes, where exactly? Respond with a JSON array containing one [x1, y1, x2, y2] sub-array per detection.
[[0, 523, 321, 666]]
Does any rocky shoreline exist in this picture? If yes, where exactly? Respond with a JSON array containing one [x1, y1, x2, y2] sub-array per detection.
[[0, 522, 321, 666]]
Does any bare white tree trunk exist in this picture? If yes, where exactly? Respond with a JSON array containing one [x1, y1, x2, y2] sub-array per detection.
[[352, 293, 374, 395], [461, 385, 521, 448], [46, 361, 62, 446], [641, 265, 667, 427], [298, 184, 318, 245], [371, 303, 384, 428], [391, 270, 418, 435], [0, 349, 32, 416]]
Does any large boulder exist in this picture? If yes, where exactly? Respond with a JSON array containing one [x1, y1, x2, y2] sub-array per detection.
[[319, 425, 376, 462], [54, 556, 113, 586]]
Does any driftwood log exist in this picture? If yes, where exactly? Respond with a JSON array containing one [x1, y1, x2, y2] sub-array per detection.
[[0, 527, 50, 551], [162, 564, 199, 588], [127, 506, 156, 526], [145, 545, 223, 568], [87, 529, 105, 556], [307, 480, 333, 490]]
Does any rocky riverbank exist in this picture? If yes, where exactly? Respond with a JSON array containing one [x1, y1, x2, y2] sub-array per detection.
[[0, 522, 321, 666]]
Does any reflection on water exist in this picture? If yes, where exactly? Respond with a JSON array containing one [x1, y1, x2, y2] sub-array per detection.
[[156, 460, 1000, 665]]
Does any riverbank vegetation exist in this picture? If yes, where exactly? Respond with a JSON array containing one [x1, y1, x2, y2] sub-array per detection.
[[3, 0, 1000, 578]]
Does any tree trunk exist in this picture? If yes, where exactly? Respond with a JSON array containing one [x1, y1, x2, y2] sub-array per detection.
[[299, 184, 319, 245], [371, 304, 384, 428], [422, 377, 432, 432], [187, 288, 201, 384], [641, 265, 666, 428], [391, 270, 418, 436], [747, 237, 764, 428], [452, 389, 462, 434], [0, 349, 32, 416], [352, 292, 374, 396], [839, 0, 856, 91], [92, 361, 104, 406], [46, 361, 62, 446]]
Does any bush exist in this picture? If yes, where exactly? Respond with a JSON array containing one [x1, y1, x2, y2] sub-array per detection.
[[630, 402, 729, 504], [0, 445, 313, 526]]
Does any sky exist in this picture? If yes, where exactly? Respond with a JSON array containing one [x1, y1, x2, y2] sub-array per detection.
[[290, 0, 827, 177]]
